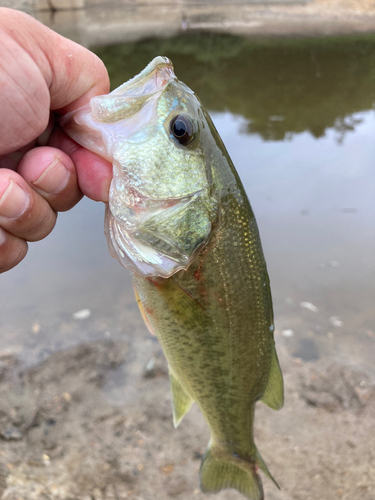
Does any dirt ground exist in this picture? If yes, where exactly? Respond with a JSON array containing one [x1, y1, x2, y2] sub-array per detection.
[[0, 332, 373, 500]]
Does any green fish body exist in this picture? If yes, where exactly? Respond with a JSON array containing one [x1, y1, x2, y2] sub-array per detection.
[[61, 56, 284, 500]]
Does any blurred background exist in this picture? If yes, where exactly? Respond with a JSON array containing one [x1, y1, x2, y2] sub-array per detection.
[[0, 1, 374, 500]]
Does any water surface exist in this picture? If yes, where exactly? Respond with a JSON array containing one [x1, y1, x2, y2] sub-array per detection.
[[2, 33, 374, 368]]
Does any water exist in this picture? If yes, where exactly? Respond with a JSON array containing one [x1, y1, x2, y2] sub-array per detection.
[[1, 32, 374, 500], [2, 34, 374, 367]]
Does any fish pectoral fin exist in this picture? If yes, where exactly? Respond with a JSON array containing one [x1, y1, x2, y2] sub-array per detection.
[[260, 346, 284, 411], [169, 368, 194, 428]]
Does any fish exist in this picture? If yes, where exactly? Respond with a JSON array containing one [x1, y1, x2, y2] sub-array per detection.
[[61, 56, 284, 500]]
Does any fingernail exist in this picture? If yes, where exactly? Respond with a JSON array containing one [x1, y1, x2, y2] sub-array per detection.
[[0, 180, 30, 219], [0, 227, 6, 246], [33, 158, 69, 194]]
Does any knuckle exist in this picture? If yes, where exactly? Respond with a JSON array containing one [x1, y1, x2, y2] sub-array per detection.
[[24, 205, 57, 242], [52, 190, 83, 212], [0, 232, 28, 273], [1, 193, 57, 242]]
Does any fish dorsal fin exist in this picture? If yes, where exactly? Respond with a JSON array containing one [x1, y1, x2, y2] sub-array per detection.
[[169, 368, 194, 428], [261, 347, 284, 411]]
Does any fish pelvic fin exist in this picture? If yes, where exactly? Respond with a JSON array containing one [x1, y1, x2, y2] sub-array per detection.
[[199, 445, 264, 500], [133, 285, 156, 336], [261, 346, 284, 411], [169, 368, 194, 428]]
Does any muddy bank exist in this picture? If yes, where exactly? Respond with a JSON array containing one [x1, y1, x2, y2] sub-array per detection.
[[0, 338, 374, 500]]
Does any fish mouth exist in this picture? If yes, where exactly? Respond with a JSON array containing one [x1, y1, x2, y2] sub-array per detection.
[[88, 57, 176, 124], [110, 56, 176, 98]]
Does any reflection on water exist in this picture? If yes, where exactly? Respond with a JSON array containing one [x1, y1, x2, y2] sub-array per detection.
[[95, 34, 375, 141]]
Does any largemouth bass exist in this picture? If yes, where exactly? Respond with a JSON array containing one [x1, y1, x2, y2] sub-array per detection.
[[61, 56, 284, 500]]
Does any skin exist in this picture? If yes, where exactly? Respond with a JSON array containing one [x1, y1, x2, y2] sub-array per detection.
[[0, 8, 113, 273]]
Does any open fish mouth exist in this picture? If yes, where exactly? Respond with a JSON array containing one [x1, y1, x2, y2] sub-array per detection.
[[59, 57, 177, 157], [110, 187, 207, 227], [111, 56, 176, 96], [90, 57, 176, 124]]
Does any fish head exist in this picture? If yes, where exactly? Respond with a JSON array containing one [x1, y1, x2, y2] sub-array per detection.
[[61, 57, 223, 278]]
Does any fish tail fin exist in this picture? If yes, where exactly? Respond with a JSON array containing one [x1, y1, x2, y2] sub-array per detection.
[[199, 444, 264, 500]]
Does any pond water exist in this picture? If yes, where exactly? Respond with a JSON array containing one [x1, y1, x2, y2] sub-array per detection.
[[0, 32, 374, 500], [2, 34, 375, 367]]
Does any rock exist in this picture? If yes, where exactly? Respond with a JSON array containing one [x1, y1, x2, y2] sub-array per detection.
[[300, 361, 375, 412], [0, 428, 23, 441], [282, 329, 294, 337], [300, 302, 319, 313], [143, 351, 168, 379], [72, 309, 91, 320]]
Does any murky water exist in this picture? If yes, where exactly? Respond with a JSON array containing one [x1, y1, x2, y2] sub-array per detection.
[[2, 33, 374, 368], [0, 32, 375, 500]]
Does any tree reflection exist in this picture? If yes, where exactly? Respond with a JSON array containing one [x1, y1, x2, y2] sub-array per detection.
[[94, 34, 375, 141]]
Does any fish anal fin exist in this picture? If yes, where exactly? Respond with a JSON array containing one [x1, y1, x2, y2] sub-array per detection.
[[169, 368, 194, 428], [255, 447, 280, 490], [261, 346, 284, 411]]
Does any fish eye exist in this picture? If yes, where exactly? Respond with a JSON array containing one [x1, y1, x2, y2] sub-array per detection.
[[170, 114, 195, 146]]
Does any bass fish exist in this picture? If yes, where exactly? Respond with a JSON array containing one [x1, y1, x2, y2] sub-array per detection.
[[61, 56, 284, 500]]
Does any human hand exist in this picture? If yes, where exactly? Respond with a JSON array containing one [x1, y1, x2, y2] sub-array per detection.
[[0, 8, 112, 273]]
